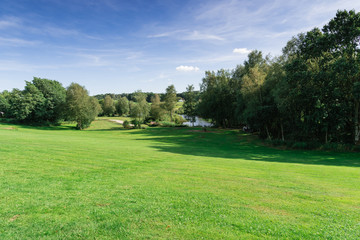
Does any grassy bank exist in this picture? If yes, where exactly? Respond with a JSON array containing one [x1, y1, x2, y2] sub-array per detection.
[[0, 119, 359, 239]]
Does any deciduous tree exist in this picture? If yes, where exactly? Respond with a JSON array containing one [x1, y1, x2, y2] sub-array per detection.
[[65, 83, 101, 130], [163, 85, 177, 121], [102, 95, 116, 116], [150, 94, 165, 121], [183, 85, 197, 126], [130, 90, 150, 128], [116, 97, 130, 116]]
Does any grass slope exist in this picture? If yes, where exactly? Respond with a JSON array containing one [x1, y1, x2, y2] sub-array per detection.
[[0, 119, 359, 239]]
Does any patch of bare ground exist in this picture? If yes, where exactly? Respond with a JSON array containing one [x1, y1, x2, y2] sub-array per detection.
[[9, 215, 20, 222], [109, 119, 124, 124]]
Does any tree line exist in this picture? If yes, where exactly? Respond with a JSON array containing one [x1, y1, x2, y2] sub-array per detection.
[[97, 85, 189, 127], [93, 91, 199, 104], [0, 79, 101, 129], [0, 78, 189, 129], [197, 10, 360, 144]]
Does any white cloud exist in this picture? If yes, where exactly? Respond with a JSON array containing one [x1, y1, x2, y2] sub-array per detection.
[[0, 37, 40, 46], [148, 30, 224, 41], [147, 30, 186, 38], [176, 65, 200, 72], [183, 31, 224, 41], [233, 48, 251, 54], [0, 16, 21, 29]]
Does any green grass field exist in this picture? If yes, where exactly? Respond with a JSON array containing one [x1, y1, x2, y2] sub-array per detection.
[[0, 119, 359, 239]]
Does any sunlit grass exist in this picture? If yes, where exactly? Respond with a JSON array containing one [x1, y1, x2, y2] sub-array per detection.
[[0, 119, 359, 239]]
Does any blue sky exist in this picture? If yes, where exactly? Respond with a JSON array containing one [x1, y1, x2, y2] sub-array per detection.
[[1, 0, 359, 95]]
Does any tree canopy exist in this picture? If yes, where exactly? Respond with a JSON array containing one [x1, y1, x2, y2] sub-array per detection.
[[65, 83, 101, 130]]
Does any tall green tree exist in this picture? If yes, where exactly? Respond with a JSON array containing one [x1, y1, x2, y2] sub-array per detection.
[[116, 97, 129, 116], [22, 81, 47, 123], [130, 91, 150, 128], [240, 51, 275, 139], [102, 95, 116, 116], [6, 89, 36, 121], [31, 77, 67, 124], [150, 94, 165, 121], [1, 78, 66, 124], [322, 10, 360, 143], [163, 85, 177, 121], [65, 83, 101, 130], [198, 70, 239, 127], [183, 85, 197, 126], [277, 10, 360, 143]]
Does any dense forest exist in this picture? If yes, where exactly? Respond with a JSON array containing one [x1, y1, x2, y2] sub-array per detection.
[[1, 10, 359, 145], [197, 10, 360, 145]]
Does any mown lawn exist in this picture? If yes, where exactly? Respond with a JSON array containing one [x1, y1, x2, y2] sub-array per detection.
[[0, 119, 359, 239]]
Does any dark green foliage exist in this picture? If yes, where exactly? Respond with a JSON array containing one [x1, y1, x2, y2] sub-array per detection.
[[240, 51, 276, 139], [276, 10, 360, 144], [22, 81, 47, 123], [1, 78, 66, 124], [31, 77, 67, 124], [0, 93, 9, 117], [6, 88, 36, 121], [197, 10, 360, 145], [183, 85, 197, 125], [198, 70, 239, 128], [130, 119, 141, 128]]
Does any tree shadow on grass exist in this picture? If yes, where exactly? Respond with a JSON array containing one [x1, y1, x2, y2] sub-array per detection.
[[128, 127, 360, 168], [88, 127, 127, 131]]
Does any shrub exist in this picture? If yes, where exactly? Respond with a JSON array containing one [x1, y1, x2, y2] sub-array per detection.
[[268, 138, 359, 152], [131, 119, 141, 129], [159, 121, 177, 127], [123, 120, 131, 129], [320, 143, 353, 152], [269, 139, 286, 147], [174, 115, 186, 125], [352, 145, 360, 152]]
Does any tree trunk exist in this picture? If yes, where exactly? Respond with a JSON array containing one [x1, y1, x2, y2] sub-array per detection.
[[355, 100, 359, 143], [280, 122, 284, 141]]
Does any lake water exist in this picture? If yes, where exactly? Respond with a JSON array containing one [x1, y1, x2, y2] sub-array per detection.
[[181, 115, 213, 127]]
